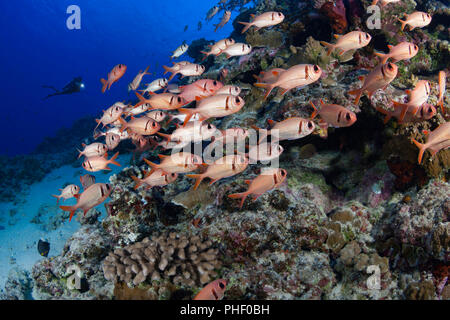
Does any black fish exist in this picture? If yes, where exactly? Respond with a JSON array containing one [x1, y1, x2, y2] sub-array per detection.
[[38, 239, 50, 257], [183, 25, 188, 32]]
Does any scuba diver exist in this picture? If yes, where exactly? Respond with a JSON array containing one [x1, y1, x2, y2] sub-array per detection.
[[42, 76, 85, 100]]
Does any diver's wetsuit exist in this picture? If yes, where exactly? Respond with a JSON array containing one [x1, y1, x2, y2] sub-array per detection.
[[42, 77, 83, 100]]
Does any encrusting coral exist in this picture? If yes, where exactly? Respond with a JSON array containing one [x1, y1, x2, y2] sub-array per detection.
[[102, 232, 222, 287]]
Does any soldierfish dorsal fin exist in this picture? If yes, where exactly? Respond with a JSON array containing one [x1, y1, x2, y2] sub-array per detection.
[[333, 34, 340, 39], [387, 45, 393, 49]]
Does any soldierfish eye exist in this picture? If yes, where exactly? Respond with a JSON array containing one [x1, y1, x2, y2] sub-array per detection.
[[235, 97, 240, 103], [308, 121, 314, 129], [387, 63, 393, 70], [177, 97, 182, 103], [414, 45, 418, 51], [280, 169, 286, 176], [313, 65, 320, 73], [213, 80, 217, 86], [219, 282, 226, 289], [346, 113, 351, 121], [366, 33, 370, 39]]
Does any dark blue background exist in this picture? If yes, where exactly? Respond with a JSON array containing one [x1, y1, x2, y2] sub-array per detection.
[[0, 0, 236, 156]]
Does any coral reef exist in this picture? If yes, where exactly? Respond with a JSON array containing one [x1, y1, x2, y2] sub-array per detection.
[[102, 232, 222, 288]]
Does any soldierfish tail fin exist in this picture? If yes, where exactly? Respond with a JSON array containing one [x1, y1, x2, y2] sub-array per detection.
[[237, 21, 252, 33], [134, 91, 148, 108], [309, 101, 320, 119], [118, 117, 128, 133], [251, 125, 269, 145], [52, 195, 60, 206], [93, 130, 102, 140], [391, 100, 409, 123], [397, 18, 407, 31], [228, 192, 248, 209], [130, 175, 143, 190], [186, 174, 205, 190], [178, 108, 195, 126], [254, 82, 275, 100], [374, 51, 389, 64], [101, 78, 108, 93], [108, 152, 121, 167], [143, 158, 159, 176], [200, 51, 209, 62], [214, 23, 219, 32], [94, 118, 102, 132], [156, 132, 172, 142], [371, 0, 379, 5], [411, 139, 426, 164], [143, 65, 151, 75], [375, 107, 392, 124], [320, 41, 335, 56], [59, 205, 76, 222], [348, 88, 363, 105], [162, 65, 172, 75]]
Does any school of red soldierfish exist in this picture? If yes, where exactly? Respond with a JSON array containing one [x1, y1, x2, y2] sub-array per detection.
[[53, 5, 449, 298]]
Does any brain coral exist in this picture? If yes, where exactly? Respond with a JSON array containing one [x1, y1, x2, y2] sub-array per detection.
[[102, 232, 222, 287]]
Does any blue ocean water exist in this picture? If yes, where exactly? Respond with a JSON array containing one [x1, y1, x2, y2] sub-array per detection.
[[0, 0, 235, 156]]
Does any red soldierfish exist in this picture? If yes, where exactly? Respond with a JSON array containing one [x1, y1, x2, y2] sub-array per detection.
[[391, 80, 431, 123], [248, 143, 284, 162], [94, 104, 125, 131], [376, 103, 436, 124], [374, 42, 419, 64], [221, 43, 252, 59], [214, 11, 231, 32], [170, 43, 189, 60], [82, 152, 121, 172], [52, 184, 80, 206], [253, 68, 286, 84], [252, 117, 315, 143], [179, 79, 224, 103], [144, 152, 203, 176], [255, 64, 322, 100], [194, 279, 227, 300], [320, 31, 372, 56], [310, 100, 357, 129], [105, 132, 121, 150], [77, 143, 108, 159], [228, 168, 287, 209], [238, 12, 285, 33], [348, 62, 398, 104], [147, 110, 169, 123], [187, 154, 248, 190], [178, 94, 245, 125], [163, 63, 205, 81], [200, 38, 235, 60], [80, 174, 96, 189], [128, 66, 151, 92], [118, 116, 160, 136], [215, 85, 241, 96], [135, 91, 186, 111], [101, 64, 127, 93], [157, 121, 217, 144], [411, 122, 450, 164], [398, 12, 432, 31], [131, 169, 178, 190], [60, 183, 113, 221]]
